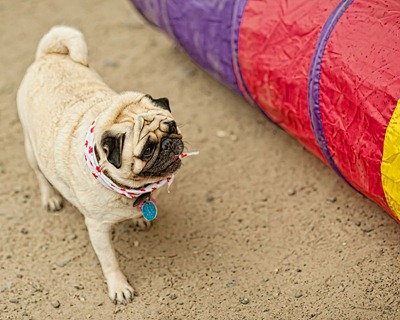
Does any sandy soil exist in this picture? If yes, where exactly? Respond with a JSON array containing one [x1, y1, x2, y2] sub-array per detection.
[[1, 1, 399, 319]]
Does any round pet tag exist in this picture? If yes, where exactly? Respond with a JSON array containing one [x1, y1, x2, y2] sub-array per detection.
[[140, 200, 158, 221]]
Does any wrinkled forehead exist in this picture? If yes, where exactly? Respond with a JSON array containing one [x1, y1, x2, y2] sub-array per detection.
[[133, 110, 171, 142]]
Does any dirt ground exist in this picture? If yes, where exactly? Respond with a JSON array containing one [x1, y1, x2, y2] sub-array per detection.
[[0, 1, 399, 319]]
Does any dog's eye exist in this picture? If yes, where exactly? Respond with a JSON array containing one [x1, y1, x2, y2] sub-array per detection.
[[141, 137, 157, 161], [143, 146, 153, 158], [142, 144, 156, 161]]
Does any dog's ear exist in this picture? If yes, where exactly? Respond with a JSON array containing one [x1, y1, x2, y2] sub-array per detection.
[[153, 98, 170, 112], [101, 133, 125, 169], [146, 95, 171, 112]]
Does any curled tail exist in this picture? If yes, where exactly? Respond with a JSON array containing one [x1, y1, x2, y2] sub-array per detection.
[[35, 25, 88, 66]]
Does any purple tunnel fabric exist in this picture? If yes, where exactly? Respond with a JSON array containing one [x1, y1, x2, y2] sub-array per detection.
[[134, 0, 247, 93]]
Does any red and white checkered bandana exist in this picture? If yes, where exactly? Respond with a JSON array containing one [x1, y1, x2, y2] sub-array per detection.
[[84, 119, 198, 199]]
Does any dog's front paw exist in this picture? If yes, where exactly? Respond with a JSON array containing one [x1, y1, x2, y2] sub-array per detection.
[[42, 192, 63, 212], [107, 272, 134, 304], [132, 216, 152, 231]]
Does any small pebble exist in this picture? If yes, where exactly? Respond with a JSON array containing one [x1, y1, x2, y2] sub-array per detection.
[[95, 301, 104, 307], [337, 284, 346, 292], [14, 186, 22, 194], [327, 196, 337, 203], [133, 241, 139, 247], [287, 189, 296, 196], [21, 228, 29, 235], [226, 280, 236, 288], [74, 284, 84, 290], [240, 297, 249, 305], [354, 221, 362, 227], [169, 293, 177, 300], [216, 130, 227, 138], [294, 292, 303, 298], [67, 234, 77, 241], [206, 193, 215, 202], [55, 258, 70, 268], [51, 300, 60, 308], [9, 298, 18, 304]]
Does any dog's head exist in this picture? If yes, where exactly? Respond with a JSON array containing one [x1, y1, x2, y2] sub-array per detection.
[[94, 92, 184, 189]]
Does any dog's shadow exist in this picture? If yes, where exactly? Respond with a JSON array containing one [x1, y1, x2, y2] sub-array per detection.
[[110, 192, 215, 282]]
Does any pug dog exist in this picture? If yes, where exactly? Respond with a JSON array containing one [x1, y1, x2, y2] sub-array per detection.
[[17, 26, 185, 304]]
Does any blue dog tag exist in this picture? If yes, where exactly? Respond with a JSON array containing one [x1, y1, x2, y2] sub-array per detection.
[[140, 200, 158, 221]]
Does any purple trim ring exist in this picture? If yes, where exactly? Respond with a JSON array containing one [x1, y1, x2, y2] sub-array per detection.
[[307, 0, 354, 184]]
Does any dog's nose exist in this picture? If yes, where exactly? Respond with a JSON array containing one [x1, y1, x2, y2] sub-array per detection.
[[161, 138, 184, 154], [165, 121, 177, 134], [161, 138, 173, 151]]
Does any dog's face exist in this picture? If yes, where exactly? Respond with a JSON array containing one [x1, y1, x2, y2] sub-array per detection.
[[95, 93, 184, 189]]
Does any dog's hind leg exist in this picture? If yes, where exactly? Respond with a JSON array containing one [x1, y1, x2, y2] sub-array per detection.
[[23, 134, 63, 211]]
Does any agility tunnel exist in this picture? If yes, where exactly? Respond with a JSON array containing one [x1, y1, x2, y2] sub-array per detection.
[[130, 0, 400, 223]]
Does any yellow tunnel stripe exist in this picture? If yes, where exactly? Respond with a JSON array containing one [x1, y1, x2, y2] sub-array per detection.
[[382, 99, 400, 220]]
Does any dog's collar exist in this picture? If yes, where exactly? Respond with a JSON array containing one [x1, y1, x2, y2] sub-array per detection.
[[84, 119, 175, 200], [84, 119, 199, 216]]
